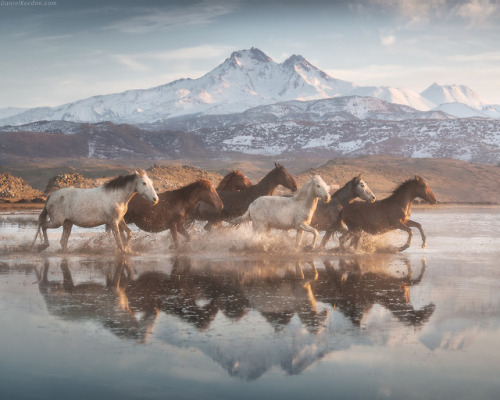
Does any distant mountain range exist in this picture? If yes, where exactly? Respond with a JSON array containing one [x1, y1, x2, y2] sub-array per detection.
[[1, 48, 500, 164], [1, 47, 499, 127]]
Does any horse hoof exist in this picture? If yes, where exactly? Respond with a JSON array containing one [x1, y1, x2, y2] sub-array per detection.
[[37, 243, 49, 252], [398, 245, 409, 252]]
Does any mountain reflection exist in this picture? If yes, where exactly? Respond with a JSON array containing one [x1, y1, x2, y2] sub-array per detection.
[[36, 254, 435, 379]]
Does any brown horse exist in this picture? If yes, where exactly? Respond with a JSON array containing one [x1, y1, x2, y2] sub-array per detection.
[[216, 170, 253, 191], [199, 163, 298, 230], [339, 176, 437, 252], [311, 175, 376, 249], [125, 179, 223, 248]]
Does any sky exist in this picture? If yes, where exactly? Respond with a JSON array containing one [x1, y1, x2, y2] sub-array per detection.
[[0, 0, 499, 109]]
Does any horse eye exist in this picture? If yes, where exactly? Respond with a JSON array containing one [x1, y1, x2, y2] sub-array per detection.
[[143, 182, 147, 185]]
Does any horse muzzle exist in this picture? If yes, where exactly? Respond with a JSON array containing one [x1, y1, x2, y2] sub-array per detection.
[[151, 196, 159, 205], [323, 194, 331, 204]]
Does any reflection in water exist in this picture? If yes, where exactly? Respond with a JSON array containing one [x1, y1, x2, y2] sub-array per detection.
[[35, 254, 435, 379]]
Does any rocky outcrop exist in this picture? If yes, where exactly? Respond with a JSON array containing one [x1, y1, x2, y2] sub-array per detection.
[[0, 172, 43, 200]]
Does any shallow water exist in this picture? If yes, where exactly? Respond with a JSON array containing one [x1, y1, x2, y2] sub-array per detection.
[[1, 206, 500, 399]]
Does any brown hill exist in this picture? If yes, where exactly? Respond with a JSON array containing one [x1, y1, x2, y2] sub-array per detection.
[[297, 156, 500, 204]]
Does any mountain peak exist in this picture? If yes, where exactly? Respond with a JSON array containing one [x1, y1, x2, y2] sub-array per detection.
[[421, 82, 485, 109], [229, 48, 273, 64]]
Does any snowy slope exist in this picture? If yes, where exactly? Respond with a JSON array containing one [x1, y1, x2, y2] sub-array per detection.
[[421, 83, 486, 109], [347, 86, 435, 111]]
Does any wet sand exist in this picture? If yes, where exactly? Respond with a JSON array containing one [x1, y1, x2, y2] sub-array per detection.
[[1, 206, 500, 399]]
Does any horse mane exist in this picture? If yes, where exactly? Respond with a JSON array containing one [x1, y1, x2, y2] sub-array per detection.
[[172, 179, 212, 197], [390, 176, 422, 198], [103, 172, 138, 191], [294, 177, 315, 201], [217, 170, 245, 190]]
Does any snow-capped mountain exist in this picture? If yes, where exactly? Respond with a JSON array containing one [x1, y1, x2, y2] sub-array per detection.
[[421, 83, 486, 109], [2, 47, 498, 128], [348, 86, 435, 111], [0, 48, 357, 126]]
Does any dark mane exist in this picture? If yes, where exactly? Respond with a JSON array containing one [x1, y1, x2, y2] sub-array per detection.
[[390, 176, 422, 198], [172, 179, 212, 196], [217, 170, 242, 188], [103, 173, 137, 191]]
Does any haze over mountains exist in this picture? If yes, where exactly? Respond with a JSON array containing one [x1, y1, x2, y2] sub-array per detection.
[[1, 48, 499, 164]]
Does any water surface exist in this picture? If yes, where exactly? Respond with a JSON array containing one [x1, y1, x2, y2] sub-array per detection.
[[1, 207, 500, 399]]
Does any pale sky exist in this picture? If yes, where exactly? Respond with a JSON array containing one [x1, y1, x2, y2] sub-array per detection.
[[0, 0, 499, 109]]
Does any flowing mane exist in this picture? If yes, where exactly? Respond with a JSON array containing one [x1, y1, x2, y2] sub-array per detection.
[[217, 170, 244, 190], [294, 178, 315, 202], [171, 179, 212, 198], [103, 172, 138, 191], [388, 176, 422, 199]]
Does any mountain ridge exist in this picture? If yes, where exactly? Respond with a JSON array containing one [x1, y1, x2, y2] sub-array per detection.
[[1, 48, 498, 126]]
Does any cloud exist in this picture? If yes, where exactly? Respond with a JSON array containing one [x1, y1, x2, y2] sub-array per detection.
[[453, 0, 498, 27], [380, 32, 396, 46], [112, 54, 150, 72], [104, 1, 240, 34]]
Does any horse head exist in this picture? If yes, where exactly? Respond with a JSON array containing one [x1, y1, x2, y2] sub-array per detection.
[[274, 162, 298, 192], [199, 179, 224, 212], [217, 170, 253, 191], [353, 174, 376, 202], [414, 176, 437, 204], [311, 175, 331, 203], [135, 170, 159, 205]]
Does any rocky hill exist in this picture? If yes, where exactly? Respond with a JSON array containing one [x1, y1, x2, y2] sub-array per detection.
[[0, 173, 43, 201]]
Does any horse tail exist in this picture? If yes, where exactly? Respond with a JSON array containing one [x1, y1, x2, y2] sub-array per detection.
[[230, 209, 251, 227], [31, 206, 48, 247]]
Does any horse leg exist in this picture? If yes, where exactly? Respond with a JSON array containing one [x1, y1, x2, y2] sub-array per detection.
[[38, 219, 61, 252], [406, 220, 427, 249], [60, 220, 73, 252], [170, 224, 180, 249], [118, 220, 133, 250], [110, 221, 126, 252], [295, 229, 304, 249], [298, 223, 319, 249], [177, 224, 191, 242], [396, 222, 413, 252], [319, 230, 333, 249]]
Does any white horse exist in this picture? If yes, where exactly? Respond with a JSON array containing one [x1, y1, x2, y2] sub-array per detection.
[[32, 170, 159, 253], [234, 175, 331, 249]]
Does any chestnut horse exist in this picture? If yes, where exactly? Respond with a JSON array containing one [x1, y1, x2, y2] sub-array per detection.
[[199, 163, 298, 230], [339, 176, 437, 252], [125, 179, 223, 249], [216, 170, 253, 191], [311, 175, 376, 249]]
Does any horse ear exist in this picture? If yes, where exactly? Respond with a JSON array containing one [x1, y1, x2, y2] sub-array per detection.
[[275, 162, 280, 168], [357, 173, 362, 182]]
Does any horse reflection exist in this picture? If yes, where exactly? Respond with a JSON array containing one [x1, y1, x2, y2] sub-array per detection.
[[124, 256, 249, 330], [312, 256, 435, 327], [36, 257, 159, 342]]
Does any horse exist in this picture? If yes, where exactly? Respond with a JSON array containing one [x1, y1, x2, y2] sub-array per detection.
[[125, 179, 223, 249], [32, 170, 158, 253], [193, 170, 253, 227], [233, 175, 331, 249], [339, 176, 437, 252], [199, 163, 298, 230], [216, 170, 253, 191], [311, 174, 376, 249]]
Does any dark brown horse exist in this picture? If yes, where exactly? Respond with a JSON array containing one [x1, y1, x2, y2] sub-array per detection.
[[311, 175, 376, 249], [199, 163, 298, 230], [339, 176, 437, 252], [125, 179, 223, 248], [216, 170, 253, 191]]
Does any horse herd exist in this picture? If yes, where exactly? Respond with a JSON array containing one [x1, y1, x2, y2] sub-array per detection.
[[32, 163, 437, 254]]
